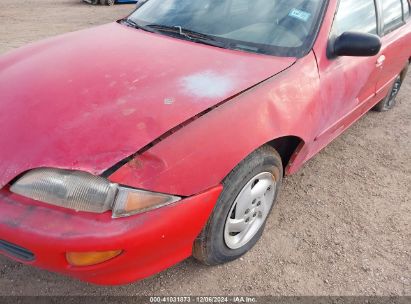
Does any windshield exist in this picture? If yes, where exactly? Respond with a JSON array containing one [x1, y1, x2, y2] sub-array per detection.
[[127, 0, 326, 57]]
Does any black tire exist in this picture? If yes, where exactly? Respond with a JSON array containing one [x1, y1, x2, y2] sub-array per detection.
[[193, 145, 283, 265], [373, 74, 403, 112]]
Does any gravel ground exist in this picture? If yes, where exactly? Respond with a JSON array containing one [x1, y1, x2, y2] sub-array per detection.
[[0, 0, 410, 297]]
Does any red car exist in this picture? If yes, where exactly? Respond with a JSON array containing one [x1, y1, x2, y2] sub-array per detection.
[[0, 0, 410, 285]]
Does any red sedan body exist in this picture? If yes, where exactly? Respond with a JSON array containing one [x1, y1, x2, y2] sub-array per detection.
[[0, 0, 410, 284]]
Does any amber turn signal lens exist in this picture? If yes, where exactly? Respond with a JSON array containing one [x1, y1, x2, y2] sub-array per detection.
[[112, 187, 181, 218], [66, 250, 122, 267]]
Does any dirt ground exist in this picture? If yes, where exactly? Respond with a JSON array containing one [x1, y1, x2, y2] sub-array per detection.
[[0, 0, 410, 297]]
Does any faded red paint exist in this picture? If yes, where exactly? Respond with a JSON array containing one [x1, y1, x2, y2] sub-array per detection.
[[0, 23, 294, 189], [0, 0, 411, 285]]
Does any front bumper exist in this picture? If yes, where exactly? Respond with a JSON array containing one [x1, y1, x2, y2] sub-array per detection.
[[0, 186, 222, 285]]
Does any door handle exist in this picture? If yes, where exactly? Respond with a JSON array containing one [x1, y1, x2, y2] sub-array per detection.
[[376, 55, 386, 68]]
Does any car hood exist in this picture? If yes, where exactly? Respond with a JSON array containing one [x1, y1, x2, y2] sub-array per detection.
[[0, 23, 295, 189]]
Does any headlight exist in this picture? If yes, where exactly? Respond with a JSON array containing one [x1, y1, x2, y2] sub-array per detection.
[[10, 168, 181, 218]]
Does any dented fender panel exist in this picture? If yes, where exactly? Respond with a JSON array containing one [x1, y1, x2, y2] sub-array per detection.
[[109, 52, 322, 196]]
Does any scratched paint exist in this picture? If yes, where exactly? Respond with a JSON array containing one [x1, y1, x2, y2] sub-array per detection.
[[180, 70, 236, 99]]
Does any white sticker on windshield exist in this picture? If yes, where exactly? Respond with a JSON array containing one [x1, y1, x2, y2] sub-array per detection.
[[289, 8, 311, 22]]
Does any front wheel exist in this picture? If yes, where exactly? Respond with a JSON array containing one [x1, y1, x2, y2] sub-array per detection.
[[193, 146, 283, 265]]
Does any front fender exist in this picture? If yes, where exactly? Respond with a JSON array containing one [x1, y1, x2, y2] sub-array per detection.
[[109, 52, 322, 196]]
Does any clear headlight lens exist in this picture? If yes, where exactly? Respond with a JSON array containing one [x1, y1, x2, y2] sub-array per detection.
[[112, 186, 181, 218], [10, 168, 181, 218], [10, 168, 117, 213]]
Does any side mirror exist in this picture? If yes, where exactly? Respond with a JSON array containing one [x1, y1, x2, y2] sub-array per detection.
[[331, 32, 381, 57]]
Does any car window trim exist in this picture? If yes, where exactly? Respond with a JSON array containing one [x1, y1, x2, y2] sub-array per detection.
[[375, 0, 384, 35], [402, 0, 411, 21], [300, 0, 331, 58], [379, 0, 407, 35]]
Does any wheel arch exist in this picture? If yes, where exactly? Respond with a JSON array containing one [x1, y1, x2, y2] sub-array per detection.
[[400, 63, 409, 82], [266, 136, 304, 174]]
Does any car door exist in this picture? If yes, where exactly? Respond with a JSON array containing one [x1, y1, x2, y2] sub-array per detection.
[[374, 0, 411, 101], [309, 0, 381, 157]]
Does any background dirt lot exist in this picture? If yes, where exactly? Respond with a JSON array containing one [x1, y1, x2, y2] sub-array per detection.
[[0, 0, 410, 297]]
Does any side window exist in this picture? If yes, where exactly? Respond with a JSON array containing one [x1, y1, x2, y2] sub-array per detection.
[[403, 0, 410, 19], [333, 0, 377, 36], [383, 0, 404, 32]]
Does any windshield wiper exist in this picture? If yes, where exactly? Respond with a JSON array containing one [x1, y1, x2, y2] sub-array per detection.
[[120, 18, 158, 34], [120, 21, 227, 49], [145, 24, 227, 48], [146, 24, 193, 38]]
